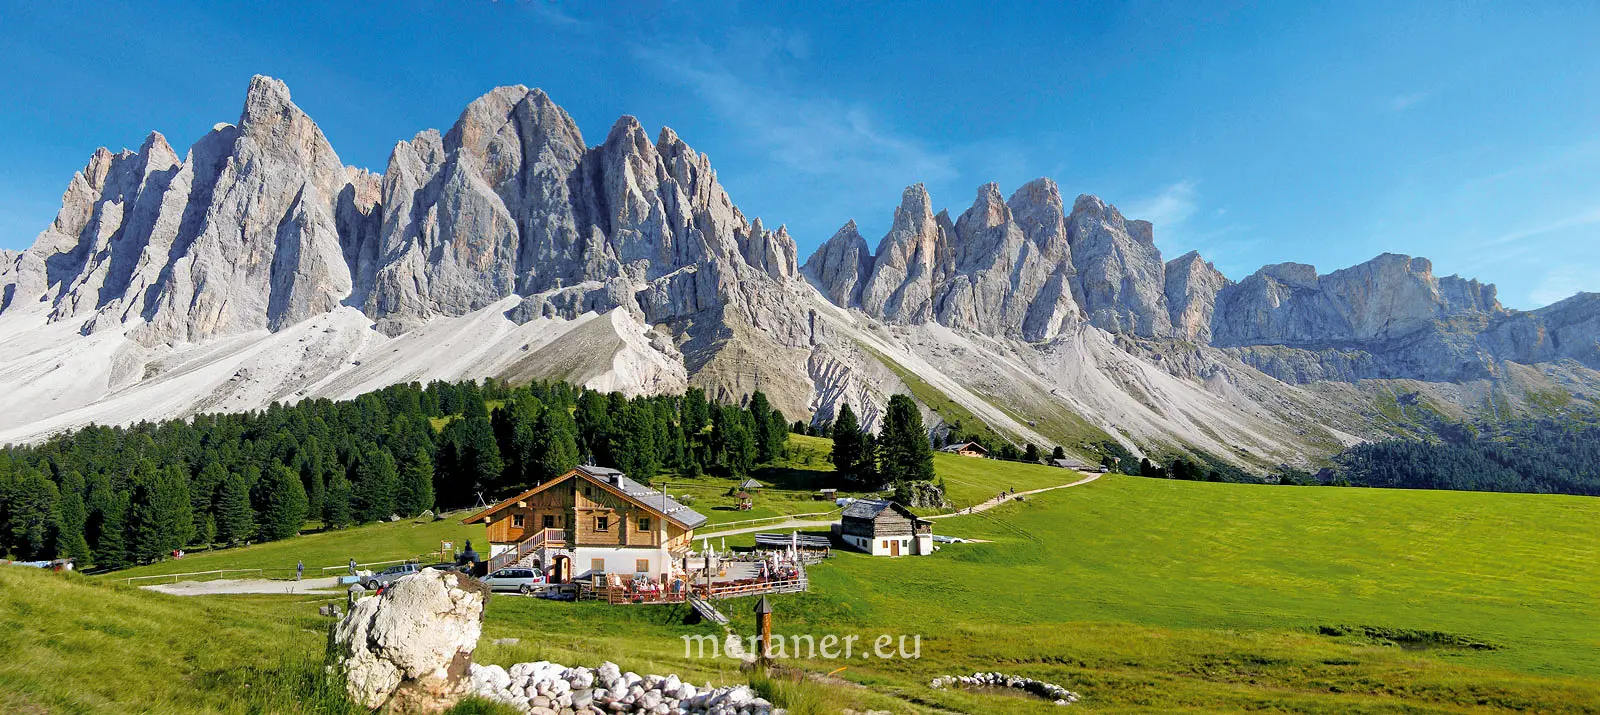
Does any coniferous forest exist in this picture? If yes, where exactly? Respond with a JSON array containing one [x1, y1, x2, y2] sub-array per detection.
[[1333, 419, 1600, 495], [0, 379, 802, 568]]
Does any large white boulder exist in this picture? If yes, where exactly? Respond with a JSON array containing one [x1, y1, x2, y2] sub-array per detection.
[[333, 568, 490, 712]]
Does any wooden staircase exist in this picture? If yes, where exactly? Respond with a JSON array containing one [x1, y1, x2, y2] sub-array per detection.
[[486, 528, 564, 573]]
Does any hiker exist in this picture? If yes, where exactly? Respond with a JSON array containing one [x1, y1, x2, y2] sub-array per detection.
[[296, 560, 304, 581], [348, 558, 357, 576]]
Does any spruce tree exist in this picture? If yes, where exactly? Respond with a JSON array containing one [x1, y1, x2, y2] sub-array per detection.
[[322, 468, 354, 529], [4, 468, 59, 559], [215, 470, 255, 545], [127, 462, 191, 563], [397, 449, 436, 517], [256, 463, 308, 541], [681, 387, 710, 435], [1024, 443, 1042, 463], [531, 404, 580, 482], [574, 390, 612, 464], [460, 415, 504, 497], [1051, 446, 1067, 461], [765, 409, 790, 463], [613, 403, 660, 479], [878, 394, 935, 485], [831, 403, 863, 482], [52, 470, 91, 562], [352, 448, 398, 523], [749, 392, 775, 462], [297, 436, 326, 521], [191, 462, 229, 546], [95, 491, 130, 569]]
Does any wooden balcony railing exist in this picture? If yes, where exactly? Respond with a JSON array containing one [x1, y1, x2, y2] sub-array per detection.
[[486, 528, 565, 573]]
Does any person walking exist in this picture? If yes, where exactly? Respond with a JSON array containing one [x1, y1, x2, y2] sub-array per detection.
[[296, 560, 304, 581], [348, 558, 357, 576]]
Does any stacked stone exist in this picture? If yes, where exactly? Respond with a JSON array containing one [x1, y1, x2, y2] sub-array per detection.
[[929, 671, 1080, 706], [466, 660, 782, 715]]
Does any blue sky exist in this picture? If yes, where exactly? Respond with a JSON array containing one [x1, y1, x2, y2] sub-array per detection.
[[2, 2, 1597, 309]]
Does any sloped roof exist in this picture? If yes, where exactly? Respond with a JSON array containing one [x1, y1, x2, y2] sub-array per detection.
[[738, 478, 764, 489], [841, 499, 929, 524], [939, 441, 987, 453], [462, 465, 708, 529]]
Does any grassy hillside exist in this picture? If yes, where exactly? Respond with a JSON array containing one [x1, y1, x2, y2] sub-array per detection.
[[724, 473, 1600, 712], [0, 567, 356, 714], [50, 448, 1600, 712], [109, 515, 488, 581]]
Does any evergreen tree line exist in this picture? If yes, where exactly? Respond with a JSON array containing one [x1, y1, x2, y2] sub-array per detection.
[[0, 378, 796, 567], [1333, 418, 1600, 495]]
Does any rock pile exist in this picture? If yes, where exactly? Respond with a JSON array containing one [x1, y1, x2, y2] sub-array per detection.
[[930, 671, 1080, 706], [466, 660, 782, 715]]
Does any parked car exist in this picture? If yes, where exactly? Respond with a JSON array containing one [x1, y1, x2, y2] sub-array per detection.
[[360, 563, 421, 590], [481, 567, 547, 594]]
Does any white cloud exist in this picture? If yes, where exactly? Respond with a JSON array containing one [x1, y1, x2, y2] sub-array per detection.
[[1125, 180, 1200, 233], [632, 34, 957, 217], [1482, 206, 1600, 246], [1389, 92, 1428, 112]]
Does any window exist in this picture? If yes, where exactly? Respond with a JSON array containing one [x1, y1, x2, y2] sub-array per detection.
[[638, 517, 651, 532], [881, 540, 889, 548], [542, 514, 555, 529], [595, 516, 610, 532], [512, 514, 524, 528], [636, 559, 650, 573], [590, 558, 605, 573]]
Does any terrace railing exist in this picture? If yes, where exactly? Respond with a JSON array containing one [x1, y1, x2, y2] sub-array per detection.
[[486, 528, 565, 573]]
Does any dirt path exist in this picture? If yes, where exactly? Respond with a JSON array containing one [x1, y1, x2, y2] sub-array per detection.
[[142, 576, 342, 596], [925, 471, 1102, 520], [696, 472, 1104, 538]]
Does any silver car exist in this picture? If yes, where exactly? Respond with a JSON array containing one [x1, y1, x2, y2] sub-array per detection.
[[482, 567, 547, 594], [360, 562, 420, 590]]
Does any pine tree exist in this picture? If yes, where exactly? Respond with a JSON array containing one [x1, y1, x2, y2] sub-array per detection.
[[749, 392, 775, 462], [191, 462, 228, 546], [712, 405, 757, 477], [322, 468, 354, 529], [256, 463, 308, 541], [765, 409, 790, 463], [613, 403, 660, 479], [878, 394, 935, 486], [352, 448, 398, 523], [127, 462, 192, 563], [1024, 443, 1041, 463], [574, 390, 612, 464], [461, 415, 504, 496], [95, 491, 130, 570], [681, 387, 710, 435], [531, 403, 581, 482], [297, 436, 326, 521], [215, 470, 255, 545], [4, 467, 59, 559], [1051, 446, 1067, 461], [52, 470, 91, 562], [831, 403, 863, 482], [397, 449, 436, 517]]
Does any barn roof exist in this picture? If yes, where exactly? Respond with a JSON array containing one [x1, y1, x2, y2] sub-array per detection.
[[939, 441, 988, 454]]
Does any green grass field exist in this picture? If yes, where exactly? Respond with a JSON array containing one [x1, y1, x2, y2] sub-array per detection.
[[39, 438, 1600, 713], [109, 514, 488, 581]]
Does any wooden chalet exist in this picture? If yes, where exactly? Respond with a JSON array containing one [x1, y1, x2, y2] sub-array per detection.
[[834, 499, 933, 556], [939, 441, 988, 458], [462, 465, 707, 583]]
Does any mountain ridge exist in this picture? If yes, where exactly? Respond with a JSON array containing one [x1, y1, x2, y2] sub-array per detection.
[[2, 75, 1596, 466]]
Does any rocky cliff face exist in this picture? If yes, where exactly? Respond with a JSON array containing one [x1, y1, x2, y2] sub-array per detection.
[[3, 74, 1596, 465]]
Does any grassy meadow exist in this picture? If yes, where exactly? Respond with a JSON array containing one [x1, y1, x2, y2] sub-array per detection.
[[26, 436, 1600, 713]]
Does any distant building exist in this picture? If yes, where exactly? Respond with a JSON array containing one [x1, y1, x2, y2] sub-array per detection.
[[461, 465, 707, 583], [834, 499, 933, 556], [939, 441, 988, 458], [738, 478, 764, 491], [1050, 457, 1095, 471]]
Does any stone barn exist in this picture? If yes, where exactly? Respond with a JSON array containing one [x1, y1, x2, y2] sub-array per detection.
[[834, 499, 933, 556]]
